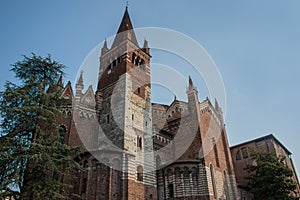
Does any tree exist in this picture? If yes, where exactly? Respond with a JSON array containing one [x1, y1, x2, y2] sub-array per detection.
[[0, 54, 82, 200], [246, 151, 299, 200]]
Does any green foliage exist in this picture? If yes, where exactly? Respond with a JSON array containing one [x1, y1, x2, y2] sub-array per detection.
[[246, 151, 299, 200], [0, 54, 82, 200]]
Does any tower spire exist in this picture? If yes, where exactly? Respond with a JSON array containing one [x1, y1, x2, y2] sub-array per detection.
[[142, 37, 150, 54], [111, 6, 138, 48], [189, 75, 194, 88], [101, 38, 109, 55], [187, 75, 198, 93], [57, 74, 63, 87], [75, 71, 84, 102], [77, 71, 84, 87]]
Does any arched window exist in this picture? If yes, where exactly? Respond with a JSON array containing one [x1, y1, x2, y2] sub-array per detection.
[[112, 59, 116, 67], [137, 136, 142, 150], [82, 178, 87, 194], [58, 125, 66, 144], [241, 147, 248, 159], [82, 160, 89, 194], [224, 171, 230, 199], [191, 167, 198, 194], [132, 53, 136, 64], [136, 56, 140, 66], [168, 184, 174, 198], [83, 160, 88, 169], [140, 59, 145, 70], [210, 164, 218, 199], [156, 155, 161, 169], [107, 114, 110, 124], [92, 159, 97, 170], [236, 150, 241, 160], [212, 137, 220, 167], [137, 165, 143, 181], [183, 167, 190, 195]]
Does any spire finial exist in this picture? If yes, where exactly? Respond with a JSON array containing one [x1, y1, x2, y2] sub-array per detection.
[[189, 75, 194, 87], [143, 37, 149, 48], [57, 74, 63, 87], [126, 1, 129, 9], [187, 75, 197, 92], [112, 2, 139, 47], [77, 70, 84, 86], [103, 38, 108, 48]]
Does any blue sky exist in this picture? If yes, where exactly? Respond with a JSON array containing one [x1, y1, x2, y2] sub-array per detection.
[[1, 1, 300, 174]]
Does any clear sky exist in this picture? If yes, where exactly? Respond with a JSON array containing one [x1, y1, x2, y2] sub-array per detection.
[[1, 1, 300, 175]]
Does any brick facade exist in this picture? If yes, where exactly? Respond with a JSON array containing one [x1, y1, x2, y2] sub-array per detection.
[[230, 135, 300, 200], [55, 7, 299, 200]]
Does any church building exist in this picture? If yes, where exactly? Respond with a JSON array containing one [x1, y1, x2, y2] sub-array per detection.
[[55, 7, 299, 200]]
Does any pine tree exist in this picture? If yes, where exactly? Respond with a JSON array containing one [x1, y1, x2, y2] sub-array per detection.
[[0, 54, 82, 200], [247, 151, 299, 200]]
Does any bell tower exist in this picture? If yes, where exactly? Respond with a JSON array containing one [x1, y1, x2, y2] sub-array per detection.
[[95, 7, 156, 200]]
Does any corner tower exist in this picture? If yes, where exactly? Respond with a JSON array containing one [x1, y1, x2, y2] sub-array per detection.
[[95, 7, 156, 200]]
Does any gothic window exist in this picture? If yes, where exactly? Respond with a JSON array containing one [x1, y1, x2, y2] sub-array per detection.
[[58, 125, 66, 144], [81, 178, 87, 194], [117, 56, 121, 64], [183, 167, 190, 195], [132, 53, 136, 64], [191, 167, 198, 194], [137, 165, 143, 181], [224, 171, 230, 199], [210, 164, 218, 199], [140, 59, 145, 70], [212, 137, 220, 167], [132, 114, 134, 121], [83, 160, 88, 169], [156, 155, 161, 168], [136, 56, 140, 66], [112, 59, 116, 67], [168, 184, 174, 198], [137, 87, 140, 94], [92, 159, 97, 170], [137, 136, 142, 150], [81, 160, 88, 194], [236, 150, 241, 160], [107, 114, 110, 124], [241, 147, 249, 159]]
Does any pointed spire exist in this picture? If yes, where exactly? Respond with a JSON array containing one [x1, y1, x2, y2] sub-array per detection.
[[215, 98, 219, 110], [101, 38, 109, 55], [142, 37, 150, 54], [75, 71, 84, 100], [117, 7, 134, 34], [214, 98, 223, 114], [57, 74, 63, 87], [187, 75, 197, 93], [111, 7, 138, 48], [103, 38, 108, 49], [189, 76, 194, 87], [76, 71, 84, 88], [143, 38, 149, 48]]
